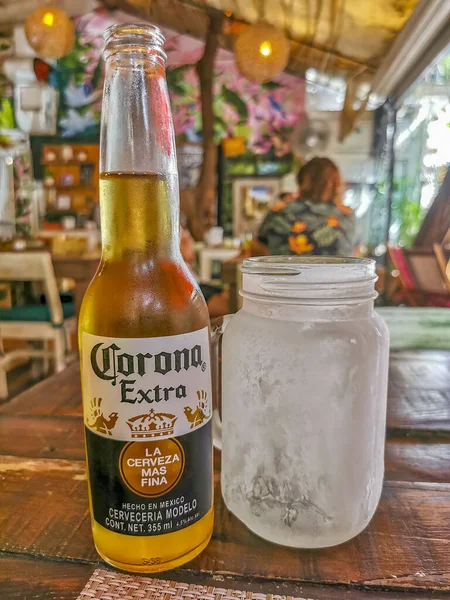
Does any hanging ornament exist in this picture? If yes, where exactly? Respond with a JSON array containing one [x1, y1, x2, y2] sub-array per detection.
[[25, 7, 75, 60], [234, 23, 290, 83]]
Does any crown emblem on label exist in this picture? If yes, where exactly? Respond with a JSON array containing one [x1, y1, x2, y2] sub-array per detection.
[[126, 409, 177, 439]]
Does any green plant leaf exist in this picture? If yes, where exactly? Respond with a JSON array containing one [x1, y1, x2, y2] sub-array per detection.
[[167, 65, 191, 95], [175, 132, 188, 144], [262, 81, 282, 90], [235, 124, 251, 138], [170, 82, 189, 96], [214, 115, 228, 127], [393, 197, 424, 247], [74, 72, 85, 86], [91, 59, 103, 89], [221, 85, 248, 118], [168, 64, 190, 76]]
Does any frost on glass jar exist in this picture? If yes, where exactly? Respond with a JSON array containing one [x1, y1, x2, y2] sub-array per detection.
[[213, 256, 389, 548]]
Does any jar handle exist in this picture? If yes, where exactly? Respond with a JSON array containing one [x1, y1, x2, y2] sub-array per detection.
[[211, 314, 233, 450]]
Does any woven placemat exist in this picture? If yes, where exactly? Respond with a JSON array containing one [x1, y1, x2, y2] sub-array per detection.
[[77, 568, 308, 600]]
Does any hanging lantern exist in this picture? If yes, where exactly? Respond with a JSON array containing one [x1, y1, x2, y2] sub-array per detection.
[[234, 23, 290, 83], [25, 7, 75, 60]]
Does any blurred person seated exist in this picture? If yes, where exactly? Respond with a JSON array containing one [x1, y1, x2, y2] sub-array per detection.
[[255, 157, 355, 256], [270, 190, 298, 212]]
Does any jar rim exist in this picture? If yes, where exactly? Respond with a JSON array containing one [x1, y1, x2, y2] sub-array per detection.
[[242, 256, 375, 275], [241, 256, 377, 303]]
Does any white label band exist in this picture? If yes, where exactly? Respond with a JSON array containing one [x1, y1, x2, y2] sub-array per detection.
[[82, 327, 212, 442]]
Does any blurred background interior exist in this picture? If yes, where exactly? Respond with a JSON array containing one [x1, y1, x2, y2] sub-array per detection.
[[1, 0, 450, 397]]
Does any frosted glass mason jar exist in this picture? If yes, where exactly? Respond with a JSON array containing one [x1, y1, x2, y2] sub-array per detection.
[[214, 256, 389, 548]]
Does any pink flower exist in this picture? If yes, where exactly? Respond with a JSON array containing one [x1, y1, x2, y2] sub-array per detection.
[[172, 105, 189, 135], [253, 137, 272, 155], [220, 102, 240, 133], [165, 32, 204, 68], [184, 67, 199, 88], [167, 48, 203, 69]]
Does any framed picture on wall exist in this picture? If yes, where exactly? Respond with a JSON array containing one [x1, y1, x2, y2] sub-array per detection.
[[60, 173, 75, 186], [232, 177, 281, 237]]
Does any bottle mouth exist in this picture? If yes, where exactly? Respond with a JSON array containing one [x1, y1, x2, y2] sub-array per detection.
[[241, 256, 378, 304], [103, 23, 166, 61]]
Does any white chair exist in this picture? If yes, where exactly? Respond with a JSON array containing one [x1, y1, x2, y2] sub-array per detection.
[[0, 251, 77, 399], [199, 247, 240, 283]]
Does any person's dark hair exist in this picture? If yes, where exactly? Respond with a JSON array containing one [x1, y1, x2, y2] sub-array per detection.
[[297, 157, 341, 203]]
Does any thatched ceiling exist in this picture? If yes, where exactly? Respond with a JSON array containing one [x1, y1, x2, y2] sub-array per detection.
[[106, 0, 420, 80], [0, 0, 420, 81], [205, 0, 420, 66]]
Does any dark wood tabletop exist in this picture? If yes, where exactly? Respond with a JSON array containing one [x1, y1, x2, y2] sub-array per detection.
[[1, 350, 450, 599]]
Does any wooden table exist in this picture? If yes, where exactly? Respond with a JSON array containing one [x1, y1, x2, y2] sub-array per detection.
[[1, 351, 450, 599]]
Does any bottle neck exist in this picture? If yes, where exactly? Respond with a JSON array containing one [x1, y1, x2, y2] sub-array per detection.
[[100, 48, 179, 260]]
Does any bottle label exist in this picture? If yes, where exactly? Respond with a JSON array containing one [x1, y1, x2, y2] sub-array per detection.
[[81, 327, 212, 536]]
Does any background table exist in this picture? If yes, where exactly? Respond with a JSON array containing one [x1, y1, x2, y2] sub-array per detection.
[[199, 247, 240, 283], [1, 351, 450, 599], [52, 254, 100, 314]]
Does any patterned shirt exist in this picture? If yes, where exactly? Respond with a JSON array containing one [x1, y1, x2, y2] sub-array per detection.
[[257, 198, 356, 256]]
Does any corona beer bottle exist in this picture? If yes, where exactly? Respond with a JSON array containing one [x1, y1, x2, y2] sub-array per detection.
[[79, 24, 213, 572]]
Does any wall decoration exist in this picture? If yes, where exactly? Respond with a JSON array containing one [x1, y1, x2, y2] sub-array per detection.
[[165, 28, 304, 158], [55, 7, 304, 159]]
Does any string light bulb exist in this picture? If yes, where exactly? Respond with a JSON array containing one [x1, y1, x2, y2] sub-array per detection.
[[25, 6, 75, 59], [259, 41, 272, 57], [234, 23, 290, 83]]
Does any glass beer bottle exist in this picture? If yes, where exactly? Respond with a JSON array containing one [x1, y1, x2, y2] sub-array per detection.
[[79, 24, 213, 572]]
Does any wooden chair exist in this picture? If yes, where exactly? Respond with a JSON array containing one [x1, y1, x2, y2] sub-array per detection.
[[388, 246, 450, 307], [387, 246, 420, 306], [433, 243, 450, 291], [0, 252, 77, 399], [405, 248, 450, 298]]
